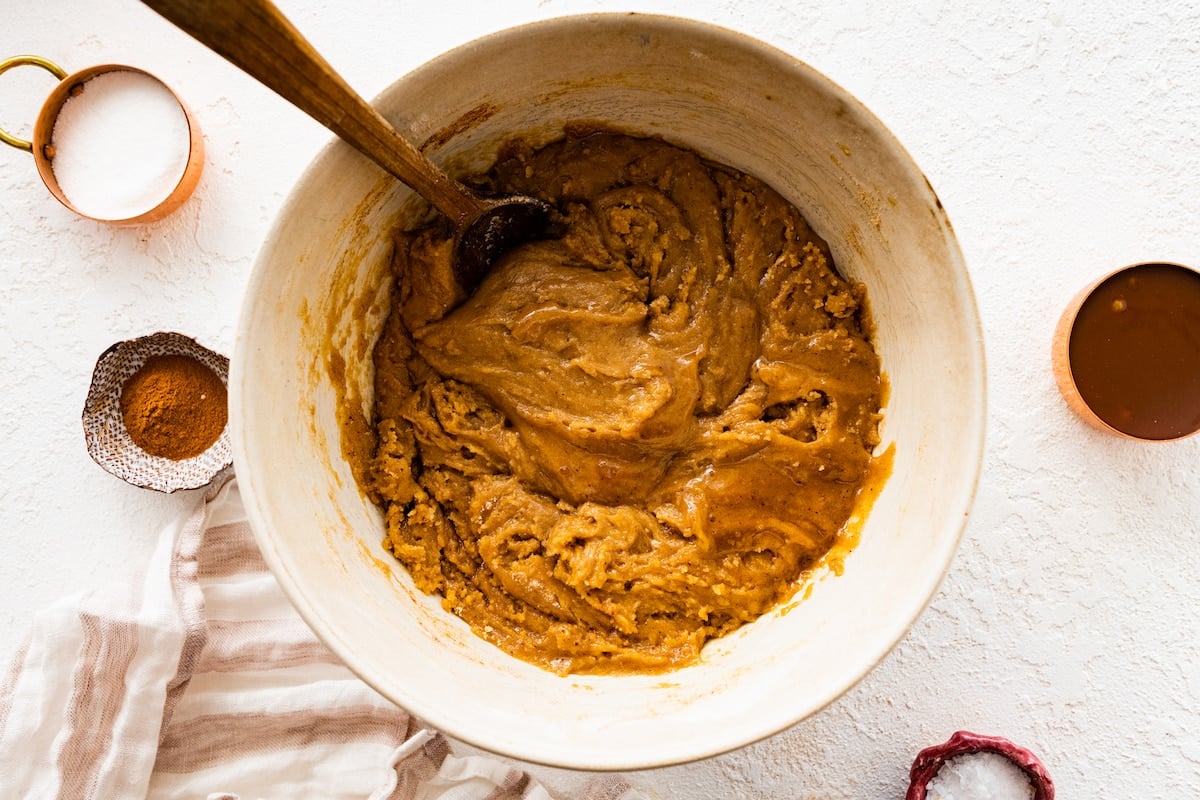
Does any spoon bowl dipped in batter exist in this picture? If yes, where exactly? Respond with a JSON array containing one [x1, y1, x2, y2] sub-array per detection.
[[141, 0, 551, 293]]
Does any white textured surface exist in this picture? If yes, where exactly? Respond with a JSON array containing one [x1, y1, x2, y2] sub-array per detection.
[[2, 1, 1198, 798]]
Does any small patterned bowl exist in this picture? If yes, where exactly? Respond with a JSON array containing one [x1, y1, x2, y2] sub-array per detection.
[[83, 331, 232, 493]]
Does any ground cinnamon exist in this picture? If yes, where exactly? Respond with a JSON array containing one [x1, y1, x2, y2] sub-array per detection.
[[120, 354, 227, 460]]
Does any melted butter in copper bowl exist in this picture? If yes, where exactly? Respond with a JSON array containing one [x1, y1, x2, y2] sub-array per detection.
[[230, 14, 985, 770], [1054, 261, 1200, 441]]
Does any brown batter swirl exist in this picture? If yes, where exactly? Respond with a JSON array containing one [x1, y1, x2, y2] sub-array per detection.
[[363, 130, 883, 674]]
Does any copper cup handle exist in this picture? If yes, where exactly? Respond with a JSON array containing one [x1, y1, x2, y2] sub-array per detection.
[[0, 55, 68, 152]]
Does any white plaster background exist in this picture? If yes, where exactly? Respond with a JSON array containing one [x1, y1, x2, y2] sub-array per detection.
[[2, 1, 1199, 797]]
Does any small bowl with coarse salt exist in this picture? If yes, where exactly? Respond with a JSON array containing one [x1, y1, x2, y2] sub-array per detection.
[[83, 331, 231, 493], [907, 730, 1055, 800], [0, 55, 203, 224]]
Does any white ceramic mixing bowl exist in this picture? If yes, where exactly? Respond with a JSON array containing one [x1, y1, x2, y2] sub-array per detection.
[[231, 13, 985, 770]]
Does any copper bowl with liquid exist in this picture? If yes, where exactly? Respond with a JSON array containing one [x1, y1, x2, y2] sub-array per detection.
[[1053, 261, 1200, 442]]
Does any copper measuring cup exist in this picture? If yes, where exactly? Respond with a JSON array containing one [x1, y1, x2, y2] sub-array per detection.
[[0, 54, 204, 224], [1052, 261, 1200, 442]]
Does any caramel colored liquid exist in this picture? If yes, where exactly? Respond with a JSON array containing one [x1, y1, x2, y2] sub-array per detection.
[[1069, 263, 1200, 439]]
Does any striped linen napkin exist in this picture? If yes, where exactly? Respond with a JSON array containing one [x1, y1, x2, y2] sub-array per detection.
[[0, 478, 644, 800]]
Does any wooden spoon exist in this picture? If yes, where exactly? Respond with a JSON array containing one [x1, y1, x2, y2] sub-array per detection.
[[141, 0, 551, 292]]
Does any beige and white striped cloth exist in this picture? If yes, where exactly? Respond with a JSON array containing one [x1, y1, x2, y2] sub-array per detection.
[[0, 478, 644, 800]]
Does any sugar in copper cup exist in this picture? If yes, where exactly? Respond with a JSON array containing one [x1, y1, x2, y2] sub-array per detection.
[[0, 55, 203, 224], [1053, 261, 1200, 441]]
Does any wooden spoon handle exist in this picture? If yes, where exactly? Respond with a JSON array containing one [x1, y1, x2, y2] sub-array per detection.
[[141, 0, 485, 224]]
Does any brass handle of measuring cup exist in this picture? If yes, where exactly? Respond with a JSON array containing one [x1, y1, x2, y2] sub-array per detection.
[[0, 55, 68, 151]]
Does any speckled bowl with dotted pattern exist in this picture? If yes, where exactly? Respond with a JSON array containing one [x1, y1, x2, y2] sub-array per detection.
[[83, 331, 231, 493]]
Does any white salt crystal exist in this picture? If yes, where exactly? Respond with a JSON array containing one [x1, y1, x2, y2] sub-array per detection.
[[50, 70, 190, 220], [925, 751, 1034, 800]]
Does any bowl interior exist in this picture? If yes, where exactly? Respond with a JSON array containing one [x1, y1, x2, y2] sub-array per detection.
[[231, 13, 984, 770]]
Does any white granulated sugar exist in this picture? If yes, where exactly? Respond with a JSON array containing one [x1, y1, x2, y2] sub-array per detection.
[[50, 70, 190, 220], [925, 751, 1035, 800]]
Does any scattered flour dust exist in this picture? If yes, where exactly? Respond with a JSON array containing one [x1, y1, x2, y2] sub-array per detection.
[[925, 751, 1035, 800], [50, 70, 190, 220]]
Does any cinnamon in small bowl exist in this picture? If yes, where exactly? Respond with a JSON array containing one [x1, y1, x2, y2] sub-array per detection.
[[1053, 261, 1200, 441], [83, 331, 231, 492]]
